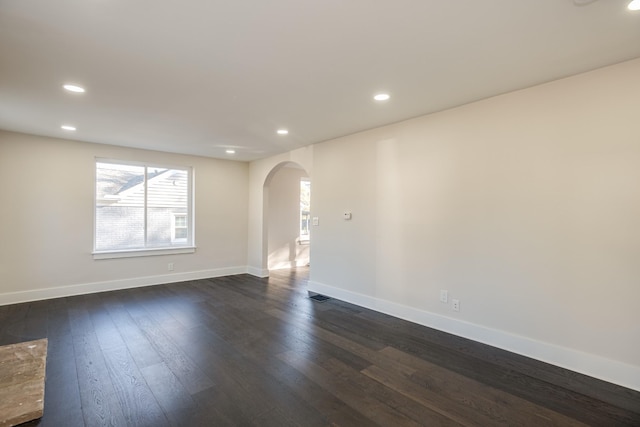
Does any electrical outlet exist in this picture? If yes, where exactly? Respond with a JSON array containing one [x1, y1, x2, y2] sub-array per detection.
[[440, 290, 448, 303], [168, 263, 174, 271], [452, 299, 460, 312]]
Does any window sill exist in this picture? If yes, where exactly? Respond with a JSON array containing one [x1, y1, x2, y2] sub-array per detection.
[[93, 246, 196, 260]]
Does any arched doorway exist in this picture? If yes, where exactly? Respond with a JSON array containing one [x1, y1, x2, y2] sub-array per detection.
[[263, 161, 311, 272]]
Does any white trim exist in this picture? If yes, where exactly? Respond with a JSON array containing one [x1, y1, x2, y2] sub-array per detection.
[[308, 280, 640, 392], [268, 260, 310, 271], [93, 246, 196, 259], [95, 157, 191, 172], [0, 266, 247, 306], [247, 266, 270, 278]]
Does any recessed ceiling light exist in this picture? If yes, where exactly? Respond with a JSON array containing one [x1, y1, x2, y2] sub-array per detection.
[[63, 84, 85, 93], [629, 0, 640, 10], [61, 125, 76, 131], [225, 149, 236, 154], [374, 93, 390, 101], [277, 129, 289, 135]]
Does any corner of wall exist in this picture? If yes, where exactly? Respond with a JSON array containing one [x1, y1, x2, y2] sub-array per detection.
[[247, 266, 270, 278]]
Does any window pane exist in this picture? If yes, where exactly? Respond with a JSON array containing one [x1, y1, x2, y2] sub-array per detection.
[[147, 168, 189, 247], [300, 212, 310, 237], [95, 163, 145, 250], [300, 180, 311, 240]]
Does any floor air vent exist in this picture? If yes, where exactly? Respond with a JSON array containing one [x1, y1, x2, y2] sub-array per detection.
[[309, 294, 331, 303]]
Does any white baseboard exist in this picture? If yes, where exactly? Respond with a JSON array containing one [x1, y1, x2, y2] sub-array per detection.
[[0, 266, 248, 306], [268, 258, 311, 271], [247, 266, 270, 278], [308, 280, 640, 392]]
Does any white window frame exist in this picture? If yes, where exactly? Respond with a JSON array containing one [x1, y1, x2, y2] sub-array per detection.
[[93, 158, 195, 259]]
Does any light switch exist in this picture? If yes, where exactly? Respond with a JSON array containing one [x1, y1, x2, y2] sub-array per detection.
[[312, 217, 319, 226], [343, 212, 352, 220]]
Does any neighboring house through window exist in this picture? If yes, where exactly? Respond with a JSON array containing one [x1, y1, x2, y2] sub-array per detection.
[[172, 213, 188, 243], [94, 160, 194, 258]]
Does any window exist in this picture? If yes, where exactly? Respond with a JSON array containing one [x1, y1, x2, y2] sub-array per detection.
[[94, 160, 193, 257], [171, 213, 188, 243], [300, 179, 310, 242]]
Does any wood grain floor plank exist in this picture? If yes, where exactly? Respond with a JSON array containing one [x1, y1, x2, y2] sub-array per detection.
[[39, 354, 84, 427], [102, 346, 169, 426], [139, 362, 198, 427], [186, 317, 374, 426], [104, 302, 163, 369], [131, 314, 214, 395], [191, 385, 257, 426], [377, 346, 588, 427], [322, 356, 461, 426], [0, 302, 30, 345], [39, 306, 83, 427], [170, 328, 284, 423], [244, 349, 375, 427], [362, 363, 491, 427], [90, 306, 128, 352], [279, 349, 427, 427], [69, 308, 129, 427], [266, 307, 417, 377], [180, 324, 329, 427]]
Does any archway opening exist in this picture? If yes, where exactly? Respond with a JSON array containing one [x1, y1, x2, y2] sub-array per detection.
[[263, 162, 311, 272]]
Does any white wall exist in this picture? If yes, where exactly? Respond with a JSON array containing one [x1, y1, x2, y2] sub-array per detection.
[[267, 166, 309, 270], [0, 131, 249, 304], [308, 58, 640, 391]]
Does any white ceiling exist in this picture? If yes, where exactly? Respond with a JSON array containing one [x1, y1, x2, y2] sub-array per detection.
[[1, 0, 639, 161]]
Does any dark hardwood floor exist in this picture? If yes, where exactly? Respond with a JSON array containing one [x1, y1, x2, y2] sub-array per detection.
[[1, 268, 638, 426]]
